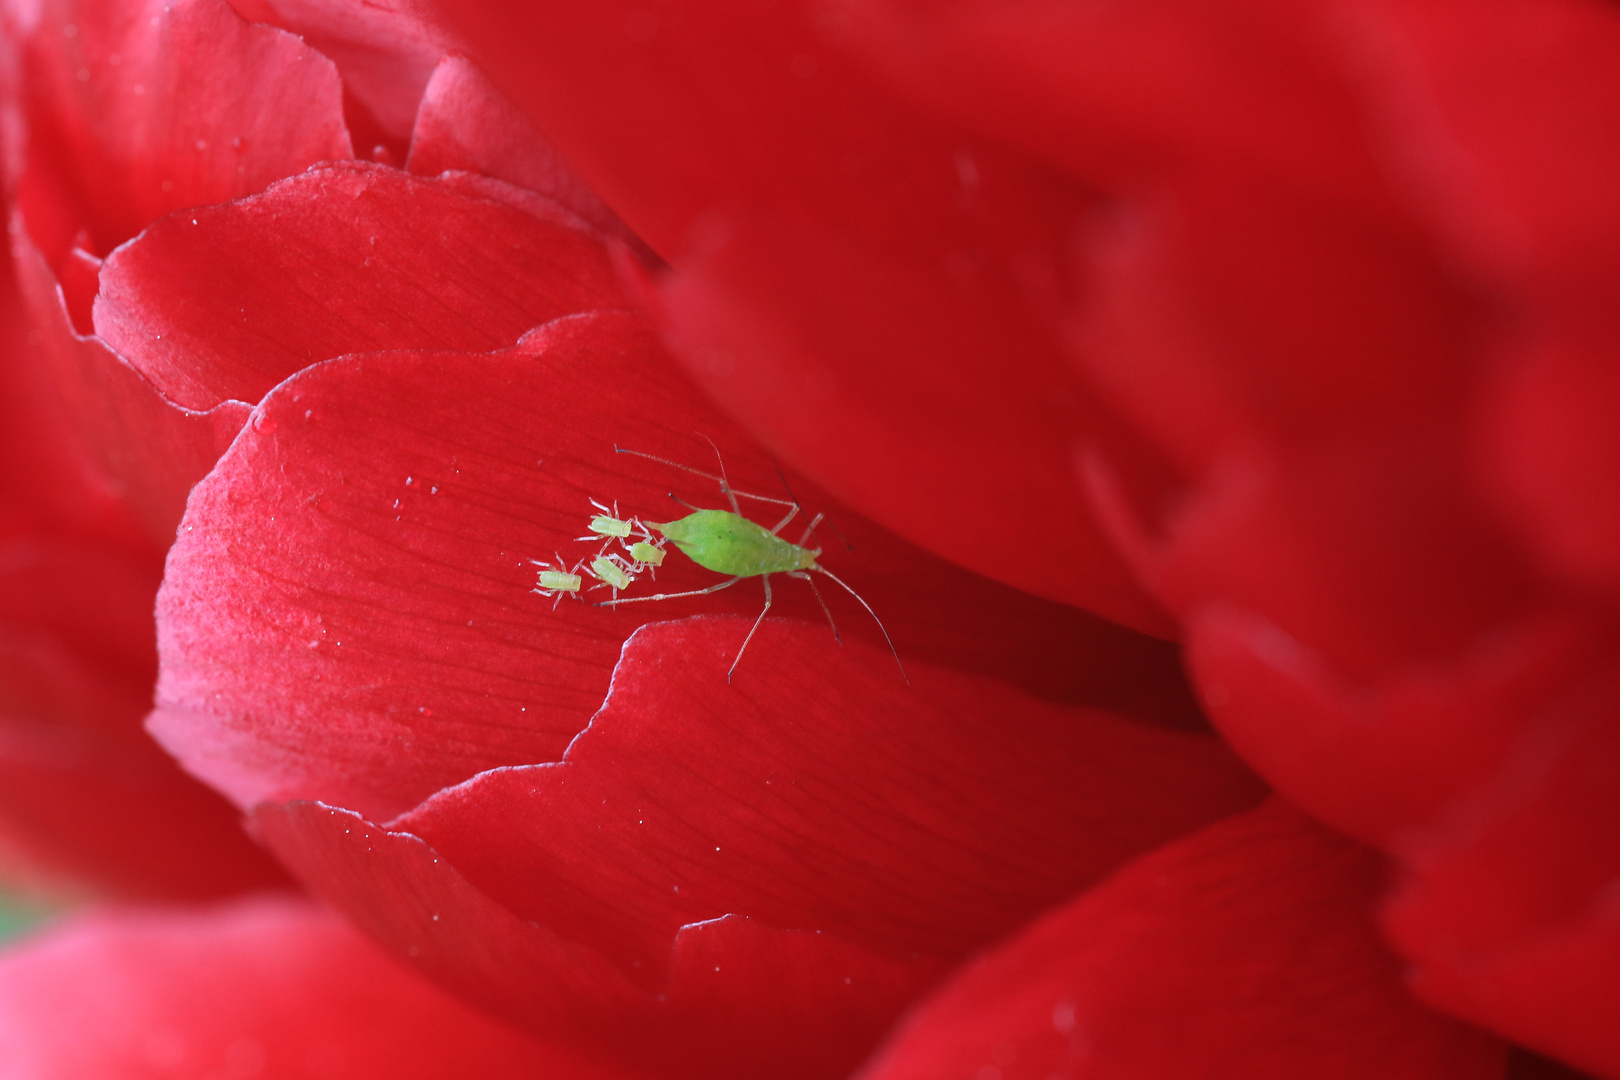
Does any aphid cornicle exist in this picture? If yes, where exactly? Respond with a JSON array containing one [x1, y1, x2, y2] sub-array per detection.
[[599, 440, 907, 684]]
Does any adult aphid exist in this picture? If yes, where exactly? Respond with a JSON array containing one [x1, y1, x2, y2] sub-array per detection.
[[599, 440, 907, 684]]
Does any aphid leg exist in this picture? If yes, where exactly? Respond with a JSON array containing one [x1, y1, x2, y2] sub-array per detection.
[[728, 574, 772, 683], [794, 511, 825, 546], [596, 575, 745, 607], [768, 501, 800, 536], [696, 433, 744, 516], [788, 569, 840, 644], [771, 461, 851, 550], [811, 565, 908, 685]]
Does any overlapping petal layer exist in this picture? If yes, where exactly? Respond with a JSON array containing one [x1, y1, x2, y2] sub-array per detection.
[[860, 799, 1504, 1080], [430, 0, 1175, 634], [18, 0, 351, 261], [8, 0, 358, 546], [153, 306, 1204, 822], [0, 894, 635, 1079], [252, 617, 1262, 1079], [94, 161, 628, 411], [407, 54, 627, 240], [428, 0, 1620, 1072]]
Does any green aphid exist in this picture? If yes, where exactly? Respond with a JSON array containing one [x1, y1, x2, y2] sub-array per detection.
[[600, 440, 906, 685], [538, 567, 583, 591], [581, 498, 633, 541], [529, 553, 584, 610], [588, 554, 636, 595], [628, 540, 666, 567]]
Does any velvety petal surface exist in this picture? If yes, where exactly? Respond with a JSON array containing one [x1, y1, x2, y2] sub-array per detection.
[[254, 617, 1263, 1079], [406, 53, 626, 240], [153, 309, 1206, 822], [428, 0, 1175, 633], [858, 799, 1505, 1080], [0, 894, 637, 1079], [94, 160, 630, 411], [20, 0, 351, 259]]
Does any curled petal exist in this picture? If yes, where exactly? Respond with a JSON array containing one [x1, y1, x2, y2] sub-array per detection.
[[93, 161, 628, 411], [254, 616, 1263, 1078]]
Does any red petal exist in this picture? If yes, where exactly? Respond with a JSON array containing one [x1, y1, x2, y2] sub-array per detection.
[[0, 530, 288, 898], [1484, 333, 1620, 599], [424, 0, 1176, 632], [256, 801, 943, 1080], [648, 207, 1179, 633], [11, 208, 250, 548], [0, 895, 634, 1079], [20, 0, 352, 256], [223, 0, 454, 153], [153, 310, 1208, 821], [93, 161, 629, 411], [1185, 602, 1612, 847], [253, 616, 1261, 1078], [1384, 663, 1620, 1078], [861, 799, 1505, 1080], [394, 617, 1262, 977], [406, 53, 627, 240], [1344, 0, 1620, 284], [843, 0, 1395, 213]]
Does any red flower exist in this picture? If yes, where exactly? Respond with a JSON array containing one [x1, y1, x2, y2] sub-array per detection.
[[2, 0, 1616, 1077]]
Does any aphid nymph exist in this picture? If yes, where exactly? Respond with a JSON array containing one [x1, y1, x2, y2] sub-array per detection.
[[580, 499, 634, 545], [529, 553, 584, 609], [586, 551, 639, 598], [599, 439, 907, 684]]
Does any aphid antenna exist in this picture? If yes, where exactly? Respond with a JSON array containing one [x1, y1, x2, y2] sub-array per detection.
[[667, 491, 704, 513], [810, 564, 908, 685], [787, 569, 841, 645], [695, 432, 740, 515], [614, 444, 797, 508], [768, 458, 852, 552]]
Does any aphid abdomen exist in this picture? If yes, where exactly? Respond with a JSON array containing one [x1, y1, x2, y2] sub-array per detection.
[[628, 541, 665, 566], [651, 510, 818, 576], [588, 514, 633, 539], [589, 555, 636, 591], [537, 568, 582, 592]]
